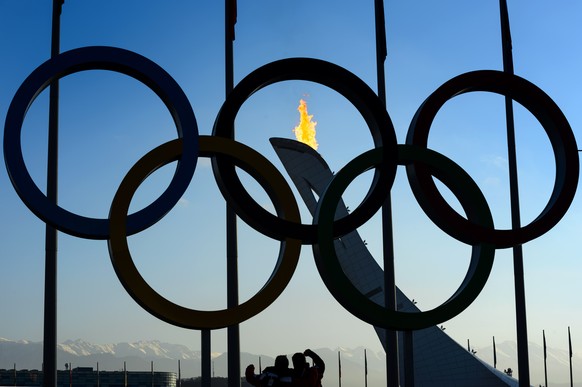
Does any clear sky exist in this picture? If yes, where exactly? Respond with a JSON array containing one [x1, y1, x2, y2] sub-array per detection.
[[1, 0, 581, 383]]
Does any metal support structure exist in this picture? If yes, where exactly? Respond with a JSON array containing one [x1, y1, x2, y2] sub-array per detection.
[[499, 2, 530, 385], [374, 1, 400, 386], [225, 1, 240, 386], [569, 327, 573, 387], [543, 330, 548, 387], [226, 206, 240, 386], [493, 336, 497, 369], [43, 2, 63, 387], [201, 330, 211, 387], [403, 331, 414, 387], [338, 352, 342, 387], [364, 349, 368, 387], [382, 199, 400, 387]]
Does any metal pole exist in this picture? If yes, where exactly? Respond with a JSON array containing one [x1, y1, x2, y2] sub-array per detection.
[[201, 330, 211, 387], [381, 191, 399, 387], [403, 331, 414, 387], [338, 352, 341, 387], [569, 327, 573, 387], [225, 1, 240, 386], [374, 1, 400, 386], [44, 2, 63, 387], [364, 349, 368, 387], [543, 330, 548, 387], [499, 1, 530, 385], [493, 336, 497, 369]]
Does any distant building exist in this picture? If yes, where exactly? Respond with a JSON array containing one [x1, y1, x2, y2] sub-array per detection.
[[0, 367, 176, 387]]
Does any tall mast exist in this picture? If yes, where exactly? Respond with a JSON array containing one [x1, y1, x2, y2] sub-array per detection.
[[374, 2, 401, 386], [43, 2, 63, 387], [225, 1, 240, 386], [499, 1, 530, 385]]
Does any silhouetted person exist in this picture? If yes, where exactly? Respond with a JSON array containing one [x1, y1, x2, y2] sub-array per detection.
[[291, 349, 325, 387], [246, 355, 292, 386]]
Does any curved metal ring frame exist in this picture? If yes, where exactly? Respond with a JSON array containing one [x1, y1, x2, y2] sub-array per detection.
[[3, 46, 579, 331]]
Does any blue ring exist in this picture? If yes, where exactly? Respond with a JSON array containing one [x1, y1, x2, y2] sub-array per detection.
[[3, 46, 199, 239]]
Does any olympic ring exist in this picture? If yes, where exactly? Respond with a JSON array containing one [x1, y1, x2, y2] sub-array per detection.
[[313, 145, 495, 331], [406, 70, 579, 248], [3, 46, 199, 240], [212, 57, 398, 244], [4, 46, 578, 332], [108, 136, 301, 329]]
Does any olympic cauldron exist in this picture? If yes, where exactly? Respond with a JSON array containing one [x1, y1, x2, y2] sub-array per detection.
[[3, 46, 579, 332]]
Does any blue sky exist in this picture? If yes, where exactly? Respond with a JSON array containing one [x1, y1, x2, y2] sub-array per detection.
[[1, 0, 581, 383]]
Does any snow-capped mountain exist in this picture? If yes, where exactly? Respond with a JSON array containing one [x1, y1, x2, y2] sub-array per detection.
[[2, 337, 579, 386], [0, 338, 209, 376], [57, 339, 204, 360], [0, 338, 387, 387], [476, 340, 578, 386]]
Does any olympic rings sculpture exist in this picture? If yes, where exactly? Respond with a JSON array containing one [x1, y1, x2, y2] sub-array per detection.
[[3, 46, 579, 331]]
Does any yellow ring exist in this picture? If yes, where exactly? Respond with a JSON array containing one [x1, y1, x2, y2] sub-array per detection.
[[108, 136, 301, 329]]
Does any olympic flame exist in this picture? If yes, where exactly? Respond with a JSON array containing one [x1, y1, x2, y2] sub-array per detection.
[[293, 99, 318, 150]]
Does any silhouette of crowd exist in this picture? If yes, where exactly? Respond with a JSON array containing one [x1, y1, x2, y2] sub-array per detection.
[[245, 349, 325, 387]]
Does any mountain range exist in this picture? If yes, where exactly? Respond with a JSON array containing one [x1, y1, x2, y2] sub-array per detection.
[[1, 338, 578, 387], [0, 338, 386, 387]]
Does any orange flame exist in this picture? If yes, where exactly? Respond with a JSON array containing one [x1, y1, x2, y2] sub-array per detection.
[[293, 99, 318, 150]]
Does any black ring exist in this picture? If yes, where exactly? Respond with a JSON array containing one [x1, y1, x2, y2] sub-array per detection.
[[212, 57, 398, 244]]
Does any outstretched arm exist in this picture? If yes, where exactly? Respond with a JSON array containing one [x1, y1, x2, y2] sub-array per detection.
[[304, 349, 325, 373], [245, 365, 261, 387]]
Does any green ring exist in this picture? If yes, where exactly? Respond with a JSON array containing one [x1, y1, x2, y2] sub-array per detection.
[[313, 145, 495, 330]]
